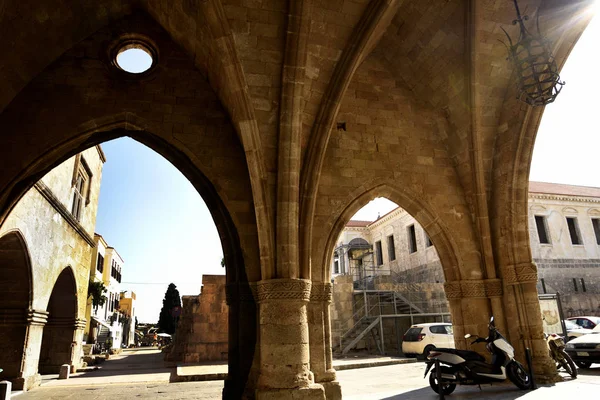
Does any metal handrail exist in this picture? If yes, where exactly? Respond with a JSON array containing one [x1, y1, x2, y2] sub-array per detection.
[[339, 301, 381, 351]]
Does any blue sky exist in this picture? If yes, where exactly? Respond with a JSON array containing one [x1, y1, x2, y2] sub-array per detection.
[[99, 9, 599, 322], [95, 138, 223, 323]]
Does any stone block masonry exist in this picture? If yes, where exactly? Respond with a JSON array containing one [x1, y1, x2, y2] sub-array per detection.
[[166, 275, 228, 364]]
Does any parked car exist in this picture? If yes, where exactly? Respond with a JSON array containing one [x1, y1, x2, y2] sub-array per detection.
[[567, 316, 600, 330], [564, 319, 593, 341], [402, 323, 454, 358], [565, 324, 600, 369]]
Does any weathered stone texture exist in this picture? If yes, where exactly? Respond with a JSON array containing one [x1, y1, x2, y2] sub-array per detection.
[[1, 1, 594, 397], [167, 275, 228, 363], [0, 147, 103, 389]]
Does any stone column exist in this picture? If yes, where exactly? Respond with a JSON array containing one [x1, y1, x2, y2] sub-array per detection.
[[503, 262, 557, 382], [239, 282, 259, 399], [255, 279, 325, 400], [443, 280, 494, 350], [0, 309, 48, 390], [308, 282, 341, 400], [72, 318, 87, 371], [224, 282, 259, 400], [224, 283, 241, 400]]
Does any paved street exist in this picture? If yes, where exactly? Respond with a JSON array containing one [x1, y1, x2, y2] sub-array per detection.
[[14, 350, 600, 399]]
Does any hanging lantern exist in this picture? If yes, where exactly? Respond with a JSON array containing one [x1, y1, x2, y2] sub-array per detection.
[[502, 0, 565, 106]]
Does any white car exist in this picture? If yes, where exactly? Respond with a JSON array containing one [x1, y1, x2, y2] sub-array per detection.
[[564, 319, 593, 341], [565, 324, 600, 369], [402, 323, 454, 358]]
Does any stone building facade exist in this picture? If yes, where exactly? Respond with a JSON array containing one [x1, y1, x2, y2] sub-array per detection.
[[529, 182, 600, 316], [0, 147, 104, 390], [332, 182, 600, 326], [0, 1, 595, 398]]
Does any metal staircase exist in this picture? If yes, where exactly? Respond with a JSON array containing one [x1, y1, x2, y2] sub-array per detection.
[[377, 291, 424, 315], [337, 290, 425, 355]]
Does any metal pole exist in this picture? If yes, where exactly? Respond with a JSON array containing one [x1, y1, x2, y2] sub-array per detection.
[[435, 358, 445, 400], [556, 293, 568, 340], [379, 316, 385, 355], [525, 347, 537, 390], [395, 317, 401, 356]]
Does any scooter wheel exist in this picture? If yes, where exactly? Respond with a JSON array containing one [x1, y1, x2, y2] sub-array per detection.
[[507, 361, 532, 390], [429, 367, 457, 395], [558, 350, 577, 379]]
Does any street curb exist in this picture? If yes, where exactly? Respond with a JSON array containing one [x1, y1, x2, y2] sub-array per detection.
[[333, 358, 417, 371], [174, 358, 418, 382]]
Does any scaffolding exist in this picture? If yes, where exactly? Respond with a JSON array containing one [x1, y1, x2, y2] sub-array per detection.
[[333, 238, 390, 290]]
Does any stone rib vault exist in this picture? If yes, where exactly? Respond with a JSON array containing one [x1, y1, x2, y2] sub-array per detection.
[[0, 0, 596, 398]]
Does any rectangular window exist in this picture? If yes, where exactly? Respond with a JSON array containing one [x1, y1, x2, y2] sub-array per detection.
[[334, 260, 339, 274], [96, 254, 104, 273], [592, 219, 600, 245], [71, 172, 85, 221], [581, 278, 587, 292], [573, 278, 579, 292], [535, 215, 550, 244], [408, 225, 417, 253], [425, 234, 433, 247], [375, 241, 383, 266], [387, 235, 396, 261], [566, 217, 582, 245]]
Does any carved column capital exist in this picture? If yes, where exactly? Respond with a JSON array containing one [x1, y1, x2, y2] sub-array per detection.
[[27, 309, 49, 326], [310, 282, 332, 303], [74, 318, 87, 330], [444, 279, 504, 299], [0, 308, 49, 326], [256, 278, 311, 303], [504, 262, 538, 285]]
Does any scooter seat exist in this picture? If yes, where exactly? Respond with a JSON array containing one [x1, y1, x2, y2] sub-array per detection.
[[434, 348, 486, 362]]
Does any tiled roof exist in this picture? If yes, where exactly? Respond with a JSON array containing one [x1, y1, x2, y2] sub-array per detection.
[[529, 181, 600, 198], [346, 220, 372, 227]]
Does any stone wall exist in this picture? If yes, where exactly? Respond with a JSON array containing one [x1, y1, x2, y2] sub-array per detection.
[[535, 258, 600, 316], [330, 275, 354, 349], [0, 147, 103, 389], [373, 275, 449, 315], [166, 275, 228, 363]]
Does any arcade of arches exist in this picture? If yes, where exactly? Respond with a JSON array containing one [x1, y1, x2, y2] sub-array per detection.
[[0, 1, 596, 399]]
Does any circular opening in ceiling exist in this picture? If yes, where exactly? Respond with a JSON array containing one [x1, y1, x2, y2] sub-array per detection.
[[116, 47, 153, 74]]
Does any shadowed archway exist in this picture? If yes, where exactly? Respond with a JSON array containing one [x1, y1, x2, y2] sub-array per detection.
[[0, 231, 33, 382], [39, 267, 78, 374], [1, 122, 257, 397]]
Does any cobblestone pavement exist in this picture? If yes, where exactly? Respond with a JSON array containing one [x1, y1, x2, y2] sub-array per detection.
[[14, 354, 600, 399]]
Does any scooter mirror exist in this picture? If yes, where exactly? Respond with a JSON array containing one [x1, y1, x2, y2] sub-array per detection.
[[464, 334, 472, 339]]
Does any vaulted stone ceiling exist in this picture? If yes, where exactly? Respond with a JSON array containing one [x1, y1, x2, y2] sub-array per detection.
[[0, 0, 594, 279]]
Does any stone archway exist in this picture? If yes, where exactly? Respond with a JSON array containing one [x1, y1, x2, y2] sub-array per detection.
[[0, 121, 258, 397], [0, 12, 263, 393], [0, 231, 37, 388], [306, 182, 493, 399], [39, 267, 79, 374]]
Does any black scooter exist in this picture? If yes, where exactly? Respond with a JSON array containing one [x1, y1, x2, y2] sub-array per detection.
[[424, 316, 532, 395]]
